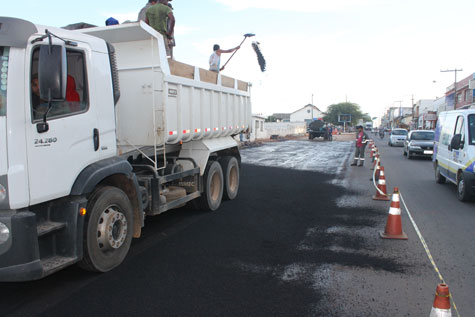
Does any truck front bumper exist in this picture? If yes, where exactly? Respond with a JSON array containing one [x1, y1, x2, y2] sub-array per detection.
[[0, 211, 42, 282]]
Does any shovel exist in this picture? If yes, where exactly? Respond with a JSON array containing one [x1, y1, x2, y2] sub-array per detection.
[[220, 33, 255, 71]]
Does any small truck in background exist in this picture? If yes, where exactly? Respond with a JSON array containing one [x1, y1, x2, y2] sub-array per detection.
[[308, 120, 331, 141], [0, 17, 251, 281]]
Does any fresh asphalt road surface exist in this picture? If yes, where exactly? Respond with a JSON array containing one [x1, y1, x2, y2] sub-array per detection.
[[372, 134, 475, 315], [0, 138, 472, 316]]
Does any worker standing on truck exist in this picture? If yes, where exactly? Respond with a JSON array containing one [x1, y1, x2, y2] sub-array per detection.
[[145, 0, 175, 58], [209, 44, 240, 73], [138, 0, 154, 21], [351, 125, 370, 166]]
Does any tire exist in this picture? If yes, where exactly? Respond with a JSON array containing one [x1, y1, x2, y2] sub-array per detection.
[[79, 186, 134, 272], [435, 164, 446, 184], [457, 172, 471, 202], [308, 134, 313, 140], [220, 156, 240, 200], [196, 161, 224, 211]]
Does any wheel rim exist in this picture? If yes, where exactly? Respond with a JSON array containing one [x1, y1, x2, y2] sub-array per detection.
[[458, 178, 465, 197], [228, 165, 238, 193], [97, 206, 128, 252], [210, 171, 221, 202]]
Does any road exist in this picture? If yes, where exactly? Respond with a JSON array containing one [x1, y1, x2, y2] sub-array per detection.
[[371, 134, 475, 316], [0, 137, 473, 316]]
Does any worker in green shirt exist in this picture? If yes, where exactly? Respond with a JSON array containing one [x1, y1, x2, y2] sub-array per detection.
[[145, 0, 175, 58]]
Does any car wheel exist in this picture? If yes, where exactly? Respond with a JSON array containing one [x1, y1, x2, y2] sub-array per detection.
[[457, 172, 472, 202], [435, 164, 446, 184]]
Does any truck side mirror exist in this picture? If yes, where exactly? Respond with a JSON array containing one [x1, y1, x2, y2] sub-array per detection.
[[38, 45, 67, 101], [450, 134, 462, 151]]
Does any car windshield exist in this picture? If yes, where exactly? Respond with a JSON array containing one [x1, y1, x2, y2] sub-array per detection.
[[469, 114, 475, 145], [392, 130, 407, 136], [0, 47, 9, 117], [411, 131, 434, 140]]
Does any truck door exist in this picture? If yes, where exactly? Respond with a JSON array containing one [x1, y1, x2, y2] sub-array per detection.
[[25, 44, 101, 205], [450, 115, 466, 178]]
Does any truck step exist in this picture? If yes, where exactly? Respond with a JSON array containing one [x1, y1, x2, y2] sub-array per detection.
[[37, 221, 66, 237], [41, 256, 78, 276]]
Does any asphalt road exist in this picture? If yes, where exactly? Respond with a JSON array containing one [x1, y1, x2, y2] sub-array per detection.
[[0, 138, 472, 316], [371, 134, 475, 316]]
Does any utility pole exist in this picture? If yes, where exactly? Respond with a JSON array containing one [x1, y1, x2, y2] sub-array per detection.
[[441, 68, 463, 109]]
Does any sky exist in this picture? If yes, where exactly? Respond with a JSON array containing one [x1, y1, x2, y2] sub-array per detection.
[[4, 0, 475, 119]]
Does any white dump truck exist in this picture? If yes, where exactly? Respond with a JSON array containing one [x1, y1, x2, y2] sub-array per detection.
[[0, 17, 251, 281]]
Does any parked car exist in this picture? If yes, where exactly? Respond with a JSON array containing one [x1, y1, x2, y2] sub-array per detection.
[[403, 130, 435, 159], [433, 109, 475, 201], [388, 128, 408, 146]]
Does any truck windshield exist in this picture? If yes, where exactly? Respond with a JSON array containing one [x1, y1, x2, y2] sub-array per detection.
[[0, 47, 9, 116], [469, 114, 475, 145], [411, 131, 434, 140]]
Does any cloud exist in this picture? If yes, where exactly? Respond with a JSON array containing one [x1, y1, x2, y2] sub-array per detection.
[[214, 0, 376, 12]]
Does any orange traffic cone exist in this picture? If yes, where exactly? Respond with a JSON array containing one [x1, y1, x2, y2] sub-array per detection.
[[380, 187, 407, 239], [373, 167, 390, 201], [430, 284, 452, 317], [371, 155, 380, 170]]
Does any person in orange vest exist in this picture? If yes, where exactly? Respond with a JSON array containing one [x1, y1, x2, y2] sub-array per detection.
[[351, 125, 370, 166]]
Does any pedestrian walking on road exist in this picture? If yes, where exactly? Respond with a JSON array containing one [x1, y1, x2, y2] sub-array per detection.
[[351, 125, 370, 166]]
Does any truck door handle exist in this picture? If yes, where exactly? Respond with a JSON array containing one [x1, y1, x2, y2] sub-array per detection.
[[93, 128, 100, 151]]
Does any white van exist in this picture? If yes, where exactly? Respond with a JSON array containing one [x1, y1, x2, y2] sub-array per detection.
[[433, 109, 475, 201]]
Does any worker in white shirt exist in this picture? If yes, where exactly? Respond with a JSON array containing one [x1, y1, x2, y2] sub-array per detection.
[[209, 44, 240, 73]]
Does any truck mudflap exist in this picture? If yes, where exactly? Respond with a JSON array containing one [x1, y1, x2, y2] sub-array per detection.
[[0, 211, 43, 282]]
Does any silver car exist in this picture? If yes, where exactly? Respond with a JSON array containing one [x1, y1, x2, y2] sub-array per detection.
[[403, 130, 435, 159], [388, 128, 408, 146]]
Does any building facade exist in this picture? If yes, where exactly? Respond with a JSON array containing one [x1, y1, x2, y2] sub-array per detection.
[[289, 104, 323, 122]]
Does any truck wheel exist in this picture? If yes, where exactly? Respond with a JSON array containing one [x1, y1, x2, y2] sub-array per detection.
[[435, 164, 446, 184], [457, 172, 471, 202], [308, 134, 313, 140], [196, 161, 224, 211], [79, 186, 133, 272], [220, 156, 240, 200]]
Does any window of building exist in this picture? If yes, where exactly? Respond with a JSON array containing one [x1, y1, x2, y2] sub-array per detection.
[[465, 89, 471, 102], [31, 47, 89, 122], [457, 93, 463, 103], [260, 121, 263, 132]]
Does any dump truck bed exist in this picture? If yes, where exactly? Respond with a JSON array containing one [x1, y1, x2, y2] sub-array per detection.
[[80, 22, 252, 154]]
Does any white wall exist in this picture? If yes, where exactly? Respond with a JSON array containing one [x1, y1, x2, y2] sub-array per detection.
[[290, 106, 322, 122], [251, 117, 266, 141], [262, 122, 307, 139]]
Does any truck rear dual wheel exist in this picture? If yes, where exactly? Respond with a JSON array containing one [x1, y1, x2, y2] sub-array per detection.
[[220, 156, 240, 200], [195, 161, 224, 211], [79, 186, 134, 273]]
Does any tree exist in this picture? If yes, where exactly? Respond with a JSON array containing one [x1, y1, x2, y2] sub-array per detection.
[[265, 116, 277, 122], [323, 102, 366, 126]]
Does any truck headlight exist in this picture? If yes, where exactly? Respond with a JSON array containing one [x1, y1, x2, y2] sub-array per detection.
[[0, 223, 9, 244], [0, 184, 6, 202]]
